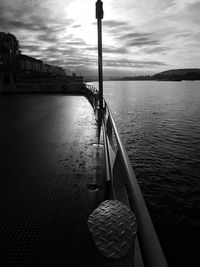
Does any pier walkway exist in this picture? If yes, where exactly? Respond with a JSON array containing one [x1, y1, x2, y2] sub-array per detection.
[[0, 94, 105, 266]]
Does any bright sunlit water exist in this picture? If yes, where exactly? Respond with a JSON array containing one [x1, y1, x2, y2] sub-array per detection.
[[91, 80, 200, 267]]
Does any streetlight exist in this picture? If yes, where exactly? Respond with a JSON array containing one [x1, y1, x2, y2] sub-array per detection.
[[96, 0, 104, 109]]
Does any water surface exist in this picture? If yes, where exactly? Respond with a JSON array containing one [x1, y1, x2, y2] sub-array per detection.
[[92, 80, 200, 267]]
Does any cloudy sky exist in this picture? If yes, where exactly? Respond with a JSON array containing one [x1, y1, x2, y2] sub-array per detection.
[[0, 0, 200, 76]]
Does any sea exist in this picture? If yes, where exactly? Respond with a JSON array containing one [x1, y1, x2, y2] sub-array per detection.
[[91, 80, 200, 267]]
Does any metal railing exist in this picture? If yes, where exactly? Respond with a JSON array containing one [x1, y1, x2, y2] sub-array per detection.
[[83, 83, 99, 111], [84, 83, 98, 94], [84, 83, 168, 267]]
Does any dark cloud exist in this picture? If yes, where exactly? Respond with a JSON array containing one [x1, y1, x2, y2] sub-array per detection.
[[118, 33, 151, 40], [0, 1, 73, 34], [43, 46, 63, 54], [127, 39, 160, 47], [102, 19, 131, 35], [61, 55, 97, 75], [0, 15, 71, 35], [103, 46, 129, 54], [0, 0, 84, 74], [116, 31, 161, 48], [103, 20, 129, 28], [21, 36, 85, 62], [38, 34, 59, 43], [83, 45, 128, 55], [102, 20, 162, 50], [93, 19, 131, 37], [20, 44, 43, 52], [45, 59, 61, 65], [141, 46, 169, 54], [67, 42, 86, 46], [64, 40, 87, 46], [72, 24, 82, 28], [82, 46, 96, 52], [0, 17, 42, 33], [104, 58, 167, 68], [174, 32, 191, 38]]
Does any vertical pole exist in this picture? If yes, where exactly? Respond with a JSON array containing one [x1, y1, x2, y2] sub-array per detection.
[[96, 0, 104, 109]]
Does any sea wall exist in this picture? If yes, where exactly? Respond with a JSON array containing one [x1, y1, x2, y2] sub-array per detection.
[[0, 81, 84, 93]]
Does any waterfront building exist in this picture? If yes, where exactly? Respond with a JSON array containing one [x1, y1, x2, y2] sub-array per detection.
[[0, 32, 20, 71], [0, 32, 20, 84]]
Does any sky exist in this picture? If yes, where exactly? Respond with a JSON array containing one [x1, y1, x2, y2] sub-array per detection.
[[0, 0, 200, 76]]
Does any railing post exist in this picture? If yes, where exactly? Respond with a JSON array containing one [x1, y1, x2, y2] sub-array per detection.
[[96, 0, 104, 109]]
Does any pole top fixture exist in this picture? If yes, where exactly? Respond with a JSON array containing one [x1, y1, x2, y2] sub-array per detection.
[[96, 0, 104, 19]]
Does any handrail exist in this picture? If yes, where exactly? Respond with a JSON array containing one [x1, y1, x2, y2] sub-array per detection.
[[103, 99, 168, 267], [84, 83, 99, 94], [84, 83, 168, 267]]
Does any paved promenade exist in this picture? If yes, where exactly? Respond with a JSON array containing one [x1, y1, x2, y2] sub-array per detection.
[[0, 94, 105, 266]]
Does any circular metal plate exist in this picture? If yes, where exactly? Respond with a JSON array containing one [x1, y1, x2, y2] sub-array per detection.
[[87, 200, 137, 259]]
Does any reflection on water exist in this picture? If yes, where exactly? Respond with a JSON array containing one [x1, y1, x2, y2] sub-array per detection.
[[92, 80, 200, 267]]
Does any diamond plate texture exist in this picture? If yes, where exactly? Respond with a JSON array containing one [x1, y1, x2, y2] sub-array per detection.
[[87, 200, 137, 259], [0, 95, 106, 266]]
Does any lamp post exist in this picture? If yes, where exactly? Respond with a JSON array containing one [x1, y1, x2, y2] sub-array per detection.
[[96, 0, 104, 109]]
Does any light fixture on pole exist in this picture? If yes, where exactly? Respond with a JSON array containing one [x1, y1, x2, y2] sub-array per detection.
[[96, 0, 104, 109]]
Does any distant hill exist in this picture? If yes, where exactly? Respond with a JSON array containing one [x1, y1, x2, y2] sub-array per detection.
[[85, 69, 200, 82], [153, 68, 200, 80]]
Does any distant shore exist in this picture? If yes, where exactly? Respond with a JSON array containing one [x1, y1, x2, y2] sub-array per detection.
[[86, 68, 200, 82]]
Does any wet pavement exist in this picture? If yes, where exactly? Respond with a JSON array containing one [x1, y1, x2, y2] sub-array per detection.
[[0, 94, 105, 266]]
